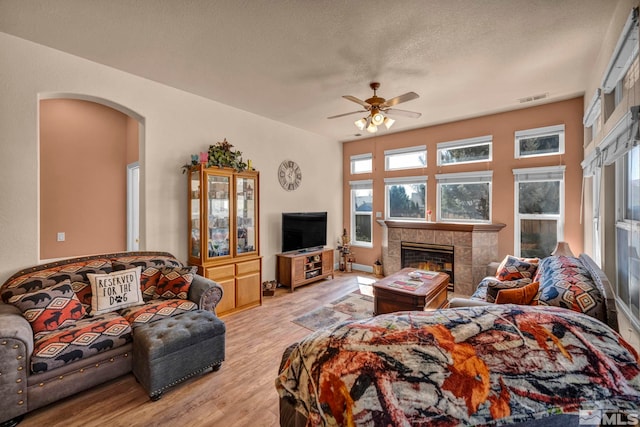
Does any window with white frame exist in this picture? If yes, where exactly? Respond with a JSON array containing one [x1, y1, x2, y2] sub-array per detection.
[[583, 89, 601, 142], [601, 7, 639, 121], [513, 166, 565, 258], [350, 180, 373, 246], [350, 153, 372, 174], [514, 125, 565, 158], [384, 176, 426, 220], [615, 145, 640, 322], [437, 135, 492, 166], [436, 171, 492, 222], [384, 146, 426, 171]]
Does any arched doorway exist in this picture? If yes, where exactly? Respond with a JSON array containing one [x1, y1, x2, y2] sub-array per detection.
[[38, 94, 144, 260]]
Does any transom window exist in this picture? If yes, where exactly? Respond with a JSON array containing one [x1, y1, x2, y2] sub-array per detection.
[[436, 171, 492, 222], [384, 146, 426, 171], [349, 180, 373, 246], [384, 176, 426, 220], [513, 166, 565, 258], [437, 135, 492, 166], [350, 153, 372, 174], [514, 125, 565, 158]]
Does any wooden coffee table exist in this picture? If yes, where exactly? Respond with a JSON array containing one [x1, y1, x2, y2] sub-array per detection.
[[373, 268, 449, 315]]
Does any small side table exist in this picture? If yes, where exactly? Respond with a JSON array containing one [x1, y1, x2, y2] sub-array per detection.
[[373, 268, 449, 315]]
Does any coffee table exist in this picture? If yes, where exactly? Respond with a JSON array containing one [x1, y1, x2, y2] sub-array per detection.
[[373, 268, 449, 315]]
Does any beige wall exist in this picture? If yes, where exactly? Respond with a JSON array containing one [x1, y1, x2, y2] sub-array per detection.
[[0, 32, 342, 284], [343, 97, 585, 268], [40, 99, 133, 259]]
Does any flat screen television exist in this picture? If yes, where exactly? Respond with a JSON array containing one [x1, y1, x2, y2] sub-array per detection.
[[282, 212, 327, 253]]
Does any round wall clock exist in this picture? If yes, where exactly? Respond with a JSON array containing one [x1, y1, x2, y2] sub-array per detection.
[[278, 160, 302, 191]]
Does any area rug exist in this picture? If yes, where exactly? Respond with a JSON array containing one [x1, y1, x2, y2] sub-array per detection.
[[292, 285, 374, 332]]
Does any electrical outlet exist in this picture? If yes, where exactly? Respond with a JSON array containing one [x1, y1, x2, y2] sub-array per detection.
[[57, 232, 65, 242], [376, 212, 382, 218]]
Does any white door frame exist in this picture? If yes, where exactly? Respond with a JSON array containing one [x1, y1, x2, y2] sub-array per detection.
[[127, 162, 140, 251]]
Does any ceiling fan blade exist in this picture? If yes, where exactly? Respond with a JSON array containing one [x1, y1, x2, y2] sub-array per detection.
[[380, 92, 419, 108], [385, 108, 422, 118], [343, 95, 371, 108], [327, 110, 367, 119]]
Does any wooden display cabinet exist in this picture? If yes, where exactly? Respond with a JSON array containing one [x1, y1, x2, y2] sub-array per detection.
[[188, 164, 261, 315], [276, 248, 334, 291]]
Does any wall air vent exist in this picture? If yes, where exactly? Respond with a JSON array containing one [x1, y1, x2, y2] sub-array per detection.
[[518, 93, 549, 103]]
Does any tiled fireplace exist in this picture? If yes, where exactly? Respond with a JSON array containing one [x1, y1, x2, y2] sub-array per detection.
[[380, 221, 505, 296]]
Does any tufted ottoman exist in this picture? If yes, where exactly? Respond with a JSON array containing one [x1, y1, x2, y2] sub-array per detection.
[[132, 310, 225, 400]]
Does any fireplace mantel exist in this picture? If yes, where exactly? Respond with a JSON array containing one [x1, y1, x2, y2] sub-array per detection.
[[381, 220, 505, 232], [379, 220, 505, 296]]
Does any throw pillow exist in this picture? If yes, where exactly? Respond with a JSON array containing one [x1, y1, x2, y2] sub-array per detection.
[[495, 281, 540, 305], [496, 255, 539, 281], [9, 280, 87, 333], [485, 277, 533, 303], [112, 260, 163, 301], [153, 266, 197, 300], [87, 267, 144, 315]]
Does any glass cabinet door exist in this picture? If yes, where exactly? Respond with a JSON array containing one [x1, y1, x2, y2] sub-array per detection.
[[236, 176, 257, 255], [189, 170, 201, 258], [207, 174, 230, 259]]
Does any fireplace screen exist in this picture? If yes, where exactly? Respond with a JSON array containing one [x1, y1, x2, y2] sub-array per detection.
[[401, 241, 454, 290]]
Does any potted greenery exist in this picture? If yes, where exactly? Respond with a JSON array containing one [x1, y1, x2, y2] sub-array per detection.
[[182, 138, 248, 173]]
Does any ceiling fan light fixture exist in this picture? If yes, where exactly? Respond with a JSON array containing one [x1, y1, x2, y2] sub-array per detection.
[[383, 116, 395, 129], [372, 112, 385, 126], [366, 122, 377, 133], [354, 118, 367, 131]]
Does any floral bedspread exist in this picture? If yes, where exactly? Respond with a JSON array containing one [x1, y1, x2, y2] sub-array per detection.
[[276, 305, 640, 426]]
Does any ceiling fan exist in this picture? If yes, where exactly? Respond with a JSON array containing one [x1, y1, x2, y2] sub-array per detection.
[[328, 82, 421, 133]]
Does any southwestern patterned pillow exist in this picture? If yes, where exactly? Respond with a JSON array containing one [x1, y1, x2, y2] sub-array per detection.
[[112, 255, 183, 301], [9, 280, 87, 333], [496, 255, 539, 281], [536, 256, 605, 322], [153, 266, 197, 300]]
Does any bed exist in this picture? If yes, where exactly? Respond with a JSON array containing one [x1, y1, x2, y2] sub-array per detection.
[[276, 304, 640, 426]]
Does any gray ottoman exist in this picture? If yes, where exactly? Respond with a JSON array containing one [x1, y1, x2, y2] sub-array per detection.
[[132, 309, 226, 400]]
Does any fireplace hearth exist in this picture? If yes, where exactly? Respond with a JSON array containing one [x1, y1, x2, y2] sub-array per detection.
[[401, 242, 454, 290]]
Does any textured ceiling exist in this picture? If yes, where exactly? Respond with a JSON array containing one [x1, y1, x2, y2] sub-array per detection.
[[0, 0, 620, 141]]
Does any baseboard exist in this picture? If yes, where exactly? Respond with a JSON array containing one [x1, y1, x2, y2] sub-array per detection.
[[352, 263, 373, 273]]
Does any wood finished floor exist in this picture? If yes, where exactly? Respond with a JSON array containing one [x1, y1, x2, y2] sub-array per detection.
[[19, 271, 373, 427]]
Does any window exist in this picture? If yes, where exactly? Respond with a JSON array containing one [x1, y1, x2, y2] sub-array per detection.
[[513, 166, 565, 258], [350, 180, 373, 246], [437, 135, 492, 166], [601, 7, 639, 94], [436, 171, 492, 222], [583, 89, 601, 142], [350, 153, 372, 174], [384, 176, 426, 220], [616, 146, 640, 322], [515, 125, 565, 158], [384, 146, 426, 171], [601, 7, 639, 121]]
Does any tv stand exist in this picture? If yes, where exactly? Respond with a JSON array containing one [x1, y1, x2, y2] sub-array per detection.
[[277, 248, 334, 291]]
